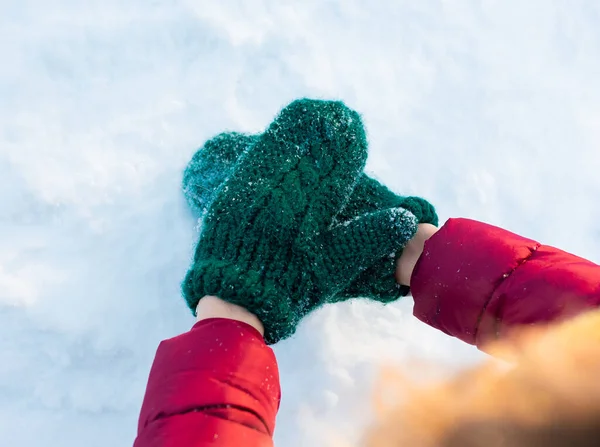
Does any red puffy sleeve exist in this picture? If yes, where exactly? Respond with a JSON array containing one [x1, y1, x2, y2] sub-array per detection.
[[133, 318, 281, 447], [411, 218, 600, 349]]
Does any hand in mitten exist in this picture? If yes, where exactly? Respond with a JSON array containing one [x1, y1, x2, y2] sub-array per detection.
[[182, 99, 419, 344], [182, 124, 437, 303]]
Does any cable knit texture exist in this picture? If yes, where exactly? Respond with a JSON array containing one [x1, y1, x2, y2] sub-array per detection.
[[183, 119, 437, 307], [183, 99, 422, 343]]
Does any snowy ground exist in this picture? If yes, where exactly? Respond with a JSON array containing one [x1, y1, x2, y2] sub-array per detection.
[[2, 1, 600, 446]]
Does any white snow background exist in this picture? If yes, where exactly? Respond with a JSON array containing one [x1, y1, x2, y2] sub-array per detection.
[[2, 1, 600, 446]]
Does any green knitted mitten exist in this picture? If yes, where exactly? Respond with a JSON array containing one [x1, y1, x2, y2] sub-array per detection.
[[183, 99, 419, 343], [183, 131, 437, 304]]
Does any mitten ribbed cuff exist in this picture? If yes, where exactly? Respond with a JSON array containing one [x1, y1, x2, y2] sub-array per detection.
[[183, 260, 297, 344]]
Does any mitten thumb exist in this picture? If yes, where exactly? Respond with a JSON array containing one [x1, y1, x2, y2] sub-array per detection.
[[315, 207, 418, 298]]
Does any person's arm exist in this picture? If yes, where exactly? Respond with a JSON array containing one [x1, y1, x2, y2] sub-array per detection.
[[133, 299, 280, 447], [395, 223, 439, 287], [407, 218, 600, 349]]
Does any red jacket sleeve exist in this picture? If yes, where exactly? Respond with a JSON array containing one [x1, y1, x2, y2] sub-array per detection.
[[133, 318, 281, 447], [411, 218, 600, 349]]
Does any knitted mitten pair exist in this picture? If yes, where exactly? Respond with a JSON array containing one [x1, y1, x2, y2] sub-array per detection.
[[182, 99, 437, 344]]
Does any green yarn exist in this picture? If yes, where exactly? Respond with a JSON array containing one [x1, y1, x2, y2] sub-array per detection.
[[182, 127, 438, 305], [183, 133, 438, 227], [182, 99, 420, 344], [182, 132, 251, 214]]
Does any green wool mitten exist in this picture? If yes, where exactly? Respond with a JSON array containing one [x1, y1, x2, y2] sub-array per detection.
[[183, 132, 437, 304], [183, 99, 419, 344]]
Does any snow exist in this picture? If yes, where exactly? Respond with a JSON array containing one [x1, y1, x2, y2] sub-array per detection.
[[2, 0, 600, 445]]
